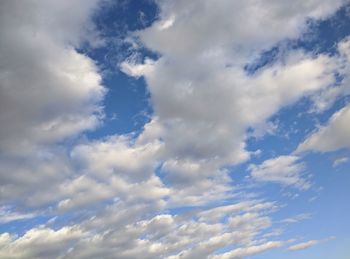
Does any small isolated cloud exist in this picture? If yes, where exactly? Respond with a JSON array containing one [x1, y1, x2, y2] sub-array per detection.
[[249, 156, 311, 190], [281, 213, 312, 224], [288, 240, 320, 251], [333, 157, 349, 167], [288, 237, 335, 251]]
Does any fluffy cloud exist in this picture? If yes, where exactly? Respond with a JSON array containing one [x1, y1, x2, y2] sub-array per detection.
[[0, 0, 105, 206], [1, 0, 349, 258], [0, 198, 282, 258], [249, 156, 311, 189], [0, 0, 105, 155], [122, 46, 340, 178], [138, 0, 346, 59], [0, 149, 72, 207], [122, 0, 346, 178], [0, 226, 86, 258], [309, 37, 350, 112], [71, 135, 163, 181], [297, 38, 350, 153], [56, 134, 230, 210]]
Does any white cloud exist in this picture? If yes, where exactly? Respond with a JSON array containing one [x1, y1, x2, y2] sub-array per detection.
[[309, 37, 350, 112], [281, 213, 312, 224], [210, 241, 283, 259], [288, 240, 319, 251], [297, 104, 350, 152], [138, 0, 346, 60], [333, 157, 349, 167], [120, 2, 349, 217], [0, 0, 106, 155], [0, 149, 72, 207], [1, 0, 349, 258], [288, 236, 336, 251], [197, 201, 275, 223], [290, 38, 350, 160], [249, 156, 311, 189], [0, 226, 86, 259], [0, 198, 281, 259], [121, 0, 346, 186], [71, 135, 163, 181], [56, 173, 170, 212], [0, 206, 37, 224], [121, 47, 340, 187], [0, 0, 105, 206]]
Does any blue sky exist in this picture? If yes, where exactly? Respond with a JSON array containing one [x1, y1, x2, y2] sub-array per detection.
[[1, 0, 350, 258]]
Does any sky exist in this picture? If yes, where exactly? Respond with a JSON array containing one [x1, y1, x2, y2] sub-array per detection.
[[1, 0, 350, 258]]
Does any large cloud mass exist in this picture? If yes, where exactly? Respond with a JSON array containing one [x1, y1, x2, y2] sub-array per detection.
[[0, 0, 105, 155], [122, 0, 347, 180], [1, 0, 350, 258], [0, 0, 105, 205]]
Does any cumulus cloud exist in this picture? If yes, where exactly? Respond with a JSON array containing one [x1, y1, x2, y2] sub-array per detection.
[[0, 149, 73, 207], [121, 0, 348, 190], [0, 198, 282, 259], [0, 226, 86, 259], [71, 135, 163, 181], [124, 49, 339, 167], [309, 37, 350, 112], [56, 134, 230, 210], [1, 0, 349, 258], [296, 37, 350, 153], [138, 0, 346, 59], [0, 0, 105, 155], [0, 0, 107, 207]]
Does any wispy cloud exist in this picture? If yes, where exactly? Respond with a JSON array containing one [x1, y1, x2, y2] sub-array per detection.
[[288, 237, 336, 251]]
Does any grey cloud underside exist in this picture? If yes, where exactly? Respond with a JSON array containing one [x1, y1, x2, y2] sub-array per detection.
[[0, 0, 105, 207], [0, 0, 105, 155], [0, 0, 105, 206], [1, 0, 350, 258]]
